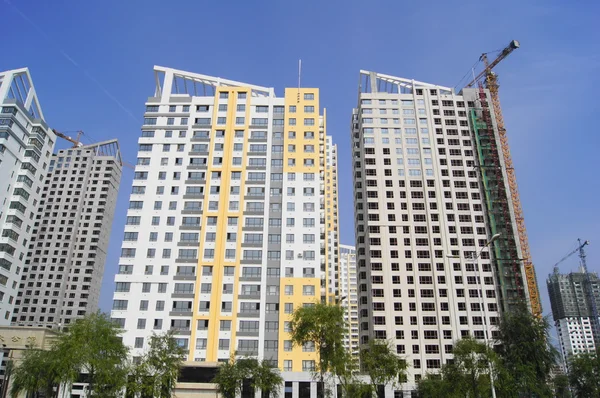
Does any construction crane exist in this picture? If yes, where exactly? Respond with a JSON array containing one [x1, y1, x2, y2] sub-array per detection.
[[464, 40, 541, 316], [51, 128, 134, 169], [51, 129, 84, 148], [553, 240, 599, 345], [553, 239, 590, 273]]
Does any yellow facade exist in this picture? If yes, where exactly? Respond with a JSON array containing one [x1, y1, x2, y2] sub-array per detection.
[[283, 88, 320, 174], [184, 85, 338, 370], [276, 277, 321, 371], [189, 87, 250, 361]]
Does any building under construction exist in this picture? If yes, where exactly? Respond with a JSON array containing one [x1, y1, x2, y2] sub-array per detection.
[[548, 240, 600, 368], [352, 40, 542, 390], [548, 270, 600, 365]]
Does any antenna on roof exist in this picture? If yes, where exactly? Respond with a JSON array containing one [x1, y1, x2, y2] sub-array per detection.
[[297, 59, 302, 103]]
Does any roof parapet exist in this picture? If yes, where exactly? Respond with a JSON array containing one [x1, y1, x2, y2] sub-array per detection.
[[153, 66, 275, 100], [359, 70, 453, 95]]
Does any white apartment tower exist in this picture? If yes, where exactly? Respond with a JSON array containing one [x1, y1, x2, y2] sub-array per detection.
[[112, 67, 340, 396], [0, 68, 56, 325], [13, 141, 122, 328], [351, 71, 539, 392], [338, 244, 359, 356]]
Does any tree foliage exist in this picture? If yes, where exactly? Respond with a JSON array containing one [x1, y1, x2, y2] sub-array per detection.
[[495, 303, 558, 397], [332, 347, 370, 398], [288, 302, 346, 396], [10, 312, 129, 398], [127, 331, 186, 398], [360, 339, 407, 397], [417, 337, 496, 398], [418, 303, 560, 397], [553, 373, 571, 398], [213, 357, 283, 398], [10, 348, 61, 398], [568, 348, 600, 397]]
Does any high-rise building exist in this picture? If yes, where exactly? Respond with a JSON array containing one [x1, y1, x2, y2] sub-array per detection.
[[338, 244, 359, 356], [0, 68, 56, 325], [13, 141, 122, 328], [325, 136, 340, 301], [547, 269, 600, 366], [111, 66, 339, 393], [351, 70, 540, 390]]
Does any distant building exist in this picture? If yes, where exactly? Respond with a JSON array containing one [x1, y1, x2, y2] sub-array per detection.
[[547, 269, 600, 366], [0, 68, 56, 325], [339, 245, 359, 356], [13, 141, 122, 328]]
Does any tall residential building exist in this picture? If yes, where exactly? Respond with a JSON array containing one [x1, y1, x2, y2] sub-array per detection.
[[351, 70, 540, 390], [112, 66, 339, 393], [339, 244, 359, 356], [325, 136, 340, 301], [0, 68, 56, 325], [547, 269, 600, 366], [13, 141, 122, 328]]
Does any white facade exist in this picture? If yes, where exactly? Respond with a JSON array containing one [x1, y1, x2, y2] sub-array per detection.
[[0, 68, 56, 325], [556, 317, 596, 359], [13, 141, 122, 328], [338, 244, 359, 356], [352, 71, 504, 391]]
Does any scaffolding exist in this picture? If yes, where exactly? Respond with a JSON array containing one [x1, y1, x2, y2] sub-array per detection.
[[470, 84, 536, 314]]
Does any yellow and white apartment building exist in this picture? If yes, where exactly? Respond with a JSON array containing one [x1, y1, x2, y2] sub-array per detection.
[[111, 66, 340, 394]]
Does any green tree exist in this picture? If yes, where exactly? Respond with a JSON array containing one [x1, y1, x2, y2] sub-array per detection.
[[213, 357, 283, 398], [496, 303, 558, 397], [332, 348, 369, 398], [12, 312, 129, 398], [288, 302, 346, 397], [10, 348, 61, 398], [416, 337, 496, 398], [568, 348, 600, 397], [449, 337, 496, 398], [360, 339, 407, 397], [552, 373, 571, 398], [417, 373, 459, 398], [127, 331, 186, 398], [213, 359, 242, 398], [54, 312, 129, 397]]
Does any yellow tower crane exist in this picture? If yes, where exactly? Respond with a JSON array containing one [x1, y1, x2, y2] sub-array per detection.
[[465, 40, 541, 316]]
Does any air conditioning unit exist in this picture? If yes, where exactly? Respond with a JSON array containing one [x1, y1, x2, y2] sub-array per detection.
[[298, 253, 303, 258]]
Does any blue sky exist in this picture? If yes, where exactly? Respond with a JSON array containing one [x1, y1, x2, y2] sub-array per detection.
[[3, 0, 599, 322]]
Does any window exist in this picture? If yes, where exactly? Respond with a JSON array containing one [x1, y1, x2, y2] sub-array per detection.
[[304, 93, 314, 100], [302, 360, 315, 371], [303, 285, 315, 296]]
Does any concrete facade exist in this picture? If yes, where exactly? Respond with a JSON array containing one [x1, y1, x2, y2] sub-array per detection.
[[351, 71, 507, 392], [13, 141, 122, 328]]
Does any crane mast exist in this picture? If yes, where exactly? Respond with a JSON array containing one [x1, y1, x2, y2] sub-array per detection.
[[466, 40, 541, 316]]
